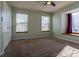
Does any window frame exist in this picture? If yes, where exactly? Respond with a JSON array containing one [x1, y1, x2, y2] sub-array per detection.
[[63, 12, 79, 37], [16, 12, 29, 33], [41, 16, 50, 32], [72, 12, 79, 34]]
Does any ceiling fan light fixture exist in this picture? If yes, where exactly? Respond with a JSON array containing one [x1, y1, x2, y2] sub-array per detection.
[[47, 1, 51, 5]]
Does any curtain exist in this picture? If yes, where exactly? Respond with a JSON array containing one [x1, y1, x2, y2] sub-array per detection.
[[66, 13, 72, 34]]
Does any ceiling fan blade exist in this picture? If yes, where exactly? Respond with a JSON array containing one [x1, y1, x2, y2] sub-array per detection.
[[44, 1, 47, 6], [51, 2, 56, 7]]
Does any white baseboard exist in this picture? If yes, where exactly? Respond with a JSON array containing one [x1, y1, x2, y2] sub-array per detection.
[[53, 35, 79, 44], [12, 36, 51, 40]]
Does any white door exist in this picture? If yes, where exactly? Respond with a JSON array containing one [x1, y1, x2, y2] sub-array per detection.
[[2, 2, 11, 51], [0, 2, 11, 56], [0, 1, 2, 56]]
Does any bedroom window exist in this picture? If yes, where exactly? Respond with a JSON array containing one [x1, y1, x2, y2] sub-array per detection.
[[72, 12, 79, 33], [16, 13, 28, 33], [41, 16, 50, 31], [66, 12, 79, 34]]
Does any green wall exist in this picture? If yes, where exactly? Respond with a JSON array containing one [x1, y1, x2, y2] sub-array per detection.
[[12, 8, 52, 40], [52, 2, 79, 44]]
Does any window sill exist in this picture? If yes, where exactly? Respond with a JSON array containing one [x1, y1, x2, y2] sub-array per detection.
[[63, 33, 79, 37], [41, 31, 50, 32], [16, 32, 28, 34]]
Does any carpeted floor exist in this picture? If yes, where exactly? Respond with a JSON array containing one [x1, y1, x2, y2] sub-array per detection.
[[2, 37, 79, 57]]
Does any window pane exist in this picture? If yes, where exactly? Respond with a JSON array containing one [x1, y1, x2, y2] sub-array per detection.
[[16, 23, 27, 32], [16, 13, 28, 32], [16, 13, 28, 23], [41, 16, 50, 31], [72, 12, 79, 33]]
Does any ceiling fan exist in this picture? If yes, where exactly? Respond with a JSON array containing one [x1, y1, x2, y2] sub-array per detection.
[[44, 1, 56, 7]]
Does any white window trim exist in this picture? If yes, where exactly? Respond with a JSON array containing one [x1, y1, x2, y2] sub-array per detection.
[[16, 12, 29, 33], [41, 16, 50, 32]]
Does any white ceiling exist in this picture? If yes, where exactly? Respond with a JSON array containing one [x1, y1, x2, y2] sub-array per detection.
[[8, 1, 76, 13]]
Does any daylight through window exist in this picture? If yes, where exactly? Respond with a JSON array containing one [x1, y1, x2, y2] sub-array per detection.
[[16, 13, 28, 32]]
